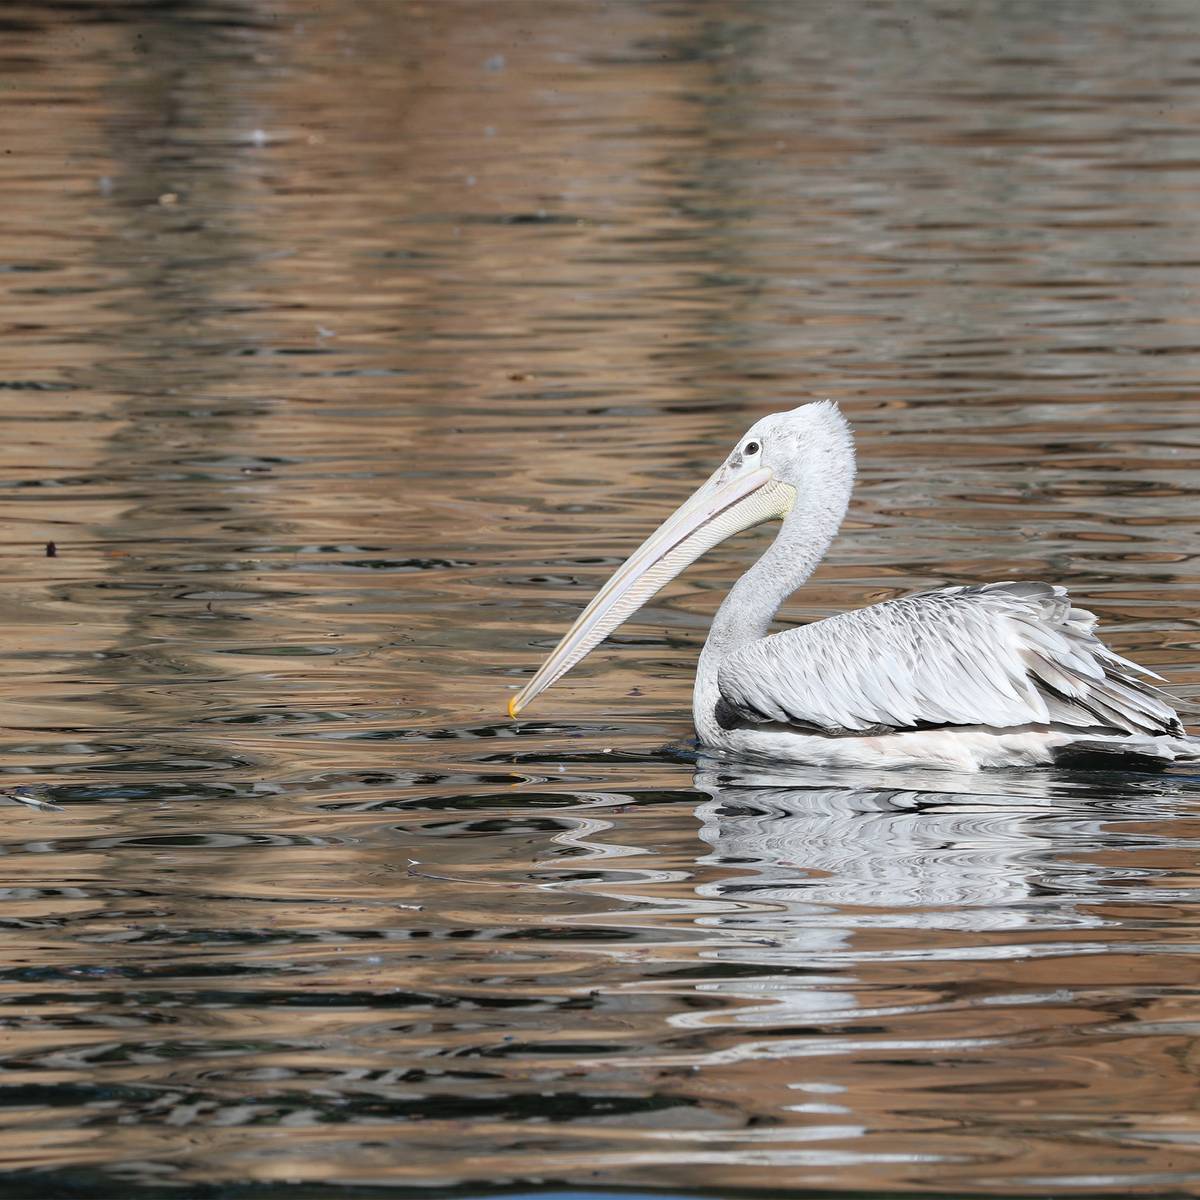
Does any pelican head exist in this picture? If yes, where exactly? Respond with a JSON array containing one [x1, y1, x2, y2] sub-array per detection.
[[507, 400, 853, 717]]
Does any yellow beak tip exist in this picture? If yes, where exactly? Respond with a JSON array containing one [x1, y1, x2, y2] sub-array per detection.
[[507, 695, 521, 720]]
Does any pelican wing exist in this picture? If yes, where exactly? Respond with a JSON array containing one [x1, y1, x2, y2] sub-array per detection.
[[716, 582, 1184, 736]]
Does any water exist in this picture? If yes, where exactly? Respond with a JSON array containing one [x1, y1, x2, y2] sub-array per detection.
[[1, 0, 1200, 1195]]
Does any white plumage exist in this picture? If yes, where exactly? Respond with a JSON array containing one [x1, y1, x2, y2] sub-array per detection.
[[512, 402, 1198, 771], [717, 581, 1183, 737]]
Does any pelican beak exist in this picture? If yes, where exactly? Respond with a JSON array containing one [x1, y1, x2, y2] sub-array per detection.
[[508, 463, 795, 717]]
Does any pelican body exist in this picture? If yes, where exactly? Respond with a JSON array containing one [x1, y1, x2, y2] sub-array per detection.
[[509, 403, 1198, 771]]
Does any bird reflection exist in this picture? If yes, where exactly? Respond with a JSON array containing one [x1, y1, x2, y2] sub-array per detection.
[[692, 758, 1135, 939], [681, 757, 1200, 1026]]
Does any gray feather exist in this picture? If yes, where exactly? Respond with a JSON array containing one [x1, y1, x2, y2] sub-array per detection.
[[717, 581, 1187, 738]]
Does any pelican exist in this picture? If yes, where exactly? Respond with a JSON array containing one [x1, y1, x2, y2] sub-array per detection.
[[508, 402, 1198, 771]]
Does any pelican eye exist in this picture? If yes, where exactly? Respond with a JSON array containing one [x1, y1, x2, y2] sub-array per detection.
[[744, 441, 760, 455]]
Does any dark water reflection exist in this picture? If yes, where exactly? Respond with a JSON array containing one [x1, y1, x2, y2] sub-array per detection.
[[0, 0, 1199, 1195]]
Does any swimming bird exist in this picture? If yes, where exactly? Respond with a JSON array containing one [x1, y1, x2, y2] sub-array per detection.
[[508, 402, 1197, 771]]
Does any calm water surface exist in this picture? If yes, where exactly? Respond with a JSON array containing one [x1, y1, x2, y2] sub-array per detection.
[[1, 1, 1200, 1196]]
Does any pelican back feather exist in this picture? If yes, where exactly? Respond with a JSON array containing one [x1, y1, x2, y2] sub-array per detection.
[[716, 581, 1186, 738]]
